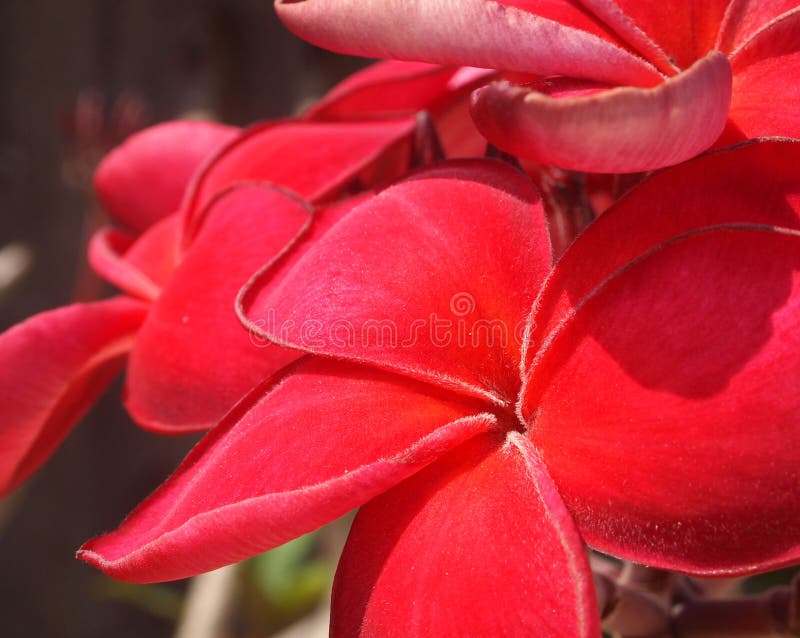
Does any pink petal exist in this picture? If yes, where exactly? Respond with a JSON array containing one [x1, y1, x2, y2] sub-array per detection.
[[89, 214, 180, 301], [471, 50, 732, 172], [523, 138, 800, 372], [180, 118, 417, 244], [124, 184, 311, 433], [239, 159, 551, 407], [0, 298, 147, 496], [275, 0, 661, 86], [716, 1, 799, 54], [79, 358, 495, 582], [94, 121, 238, 232], [521, 141, 800, 575], [580, 0, 730, 69], [304, 61, 471, 119], [332, 431, 599, 637]]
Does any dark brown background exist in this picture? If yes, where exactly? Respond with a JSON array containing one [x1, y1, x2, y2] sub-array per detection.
[[0, 2, 363, 636]]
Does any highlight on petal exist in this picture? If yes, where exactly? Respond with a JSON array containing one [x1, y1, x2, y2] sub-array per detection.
[[275, 0, 661, 86], [521, 140, 800, 575], [471, 50, 732, 172], [332, 431, 599, 637], [94, 121, 238, 232], [89, 214, 180, 301], [239, 159, 552, 407], [0, 297, 147, 496], [124, 184, 312, 433], [79, 358, 495, 583], [179, 117, 417, 244]]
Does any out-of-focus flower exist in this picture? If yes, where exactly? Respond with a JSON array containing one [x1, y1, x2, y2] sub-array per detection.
[[0, 112, 423, 496], [80, 139, 800, 635], [276, 0, 800, 172]]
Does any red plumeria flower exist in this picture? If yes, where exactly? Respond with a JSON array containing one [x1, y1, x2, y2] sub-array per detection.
[[0, 113, 423, 496], [80, 138, 800, 635], [276, 0, 800, 172]]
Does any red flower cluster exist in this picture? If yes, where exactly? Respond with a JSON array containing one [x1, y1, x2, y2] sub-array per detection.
[[2, 2, 799, 636]]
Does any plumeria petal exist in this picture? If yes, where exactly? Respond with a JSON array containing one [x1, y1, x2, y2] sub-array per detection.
[[521, 141, 800, 575], [275, 0, 661, 86], [579, 0, 730, 69], [471, 51, 732, 173], [725, 9, 800, 140], [305, 60, 481, 119], [0, 298, 147, 496], [332, 431, 599, 637], [124, 184, 311, 433], [728, 50, 800, 141], [304, 61, 495, 158], [239, 159, 552, 407], [716, 0, 800, 54], [522, 138, 800, 371], [180, 118, 417, 244], [89, 214, 180, 301], [79, 358, 495, 582], [94, 121, 238, 232], [728, 6, 800, 68]]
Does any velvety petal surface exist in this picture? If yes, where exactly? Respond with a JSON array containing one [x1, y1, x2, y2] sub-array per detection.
[[180, 118, 416, 243], [95, 121, 238, 232], [305, 61, 467, 119], [275, 0, 661, 86], [0, 298, 147, 496], [717, 1, 799, 53], [522, 139, 800, 369], [80, 358, 496, 582], [125, 184, 311, 433], [521, 141, 800, 574], [521, 139, 800, 373], [579, 0, 730, 69], [332, 431, 599, 637], [89, 214, 180, 301], [471, 51, 732, 172], [240, 159, 552, 407], [726, 10, 800, 140]]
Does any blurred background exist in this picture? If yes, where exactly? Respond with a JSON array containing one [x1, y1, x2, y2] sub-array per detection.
[[0, 1, 364, 636]]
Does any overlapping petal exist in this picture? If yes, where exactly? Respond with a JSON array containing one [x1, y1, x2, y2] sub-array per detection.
[[124, 184, 312, 433], [180, 118, 417, 243], [79, 358, 495, 582], [305, 61, 496, 158], [0, 298, 148, 496], [471, 51, 732, 172], [717, 1, 799, 54], [580, 0, 729, 69], [240, 159, 552, 406], [275, 0, 661, 86], [304, 61, 478, 119], [522, 139, 800, 369], [332, 431, 599, 637], [727, 10, 800, 140], [94, 121, 238, 232], [521, 140, 800, 574], [89, 214, 180, 301]]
